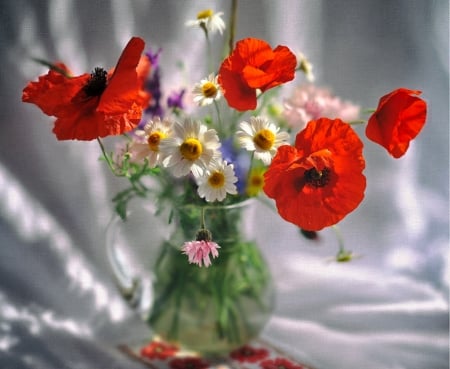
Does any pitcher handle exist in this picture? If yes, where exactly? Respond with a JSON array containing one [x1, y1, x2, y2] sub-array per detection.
[[105, 212, 152, 315]]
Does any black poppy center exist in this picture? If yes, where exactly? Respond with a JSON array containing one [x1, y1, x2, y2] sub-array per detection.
[[304, 167, 331, 188], [84, 67, 107, 96]]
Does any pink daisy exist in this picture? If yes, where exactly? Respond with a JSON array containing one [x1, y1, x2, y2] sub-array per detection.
[[181, 240, 220, 267]]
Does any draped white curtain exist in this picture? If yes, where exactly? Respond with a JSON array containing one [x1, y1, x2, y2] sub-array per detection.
[[0, 1, 448, 368]]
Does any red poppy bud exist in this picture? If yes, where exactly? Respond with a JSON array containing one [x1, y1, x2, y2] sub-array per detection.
[[366, 88, 427, 158]]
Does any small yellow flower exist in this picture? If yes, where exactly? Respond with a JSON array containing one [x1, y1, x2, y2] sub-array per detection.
[[246, 167, 266, 197]]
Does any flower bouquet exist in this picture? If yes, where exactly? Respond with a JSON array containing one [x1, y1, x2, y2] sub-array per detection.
[[22, 1, 427, 356]]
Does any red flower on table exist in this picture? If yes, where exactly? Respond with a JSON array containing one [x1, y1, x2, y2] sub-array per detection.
[[169, 357, 210, 369], [263, 118, 366, 231], [230, 344, 270, 362], [260, 357, 305, 369], [22, 37, 150, 141], [218, 37, 297, 111], [140, 340, 179, 360], [365, 88, 427, 158]]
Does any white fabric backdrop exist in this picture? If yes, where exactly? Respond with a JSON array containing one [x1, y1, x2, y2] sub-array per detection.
[[0, 1, 448, 368]]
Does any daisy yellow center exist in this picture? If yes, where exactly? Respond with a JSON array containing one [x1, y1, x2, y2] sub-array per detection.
[[197, 9, 213, 19], [147, 131, 166, 152], [253, 129, 276, 151], [208, 171, 225, 188], [180, 138, 203, 161], [202, 82, 218, 98]]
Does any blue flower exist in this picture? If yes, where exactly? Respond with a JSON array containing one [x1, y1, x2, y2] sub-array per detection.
[[220, 138, 249, 194]]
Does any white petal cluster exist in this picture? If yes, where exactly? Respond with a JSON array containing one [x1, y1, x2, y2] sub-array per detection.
[[237, 116, 290, 165], [186, 9, 226, 35], [159, 119, 221, 178], [196, 160, 238, 202]]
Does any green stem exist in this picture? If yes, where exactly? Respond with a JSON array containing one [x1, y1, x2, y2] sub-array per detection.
[[348, 119, 367, 126], [213, 100, 225, 135], [228, 0, 238, 54], [245, 152, 256, 189], [97, 138, 116, 174], [332, 224, 354, 262], [202, 26, 214, 74], [200, 207, 207, 229], [32, 57, 71, 77], [332, 224, 345, 252]]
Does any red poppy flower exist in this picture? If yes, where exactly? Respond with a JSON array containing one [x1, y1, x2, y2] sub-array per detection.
[[365, 88, 427, 158], [263, 118, 366, 231], [169, 357, 210, 369], [230, 344, 270, 363], [218, 37, 297, 111], [22, 37, 150, 141], [140, 340, 179, 360], [260, 358, 305, 369]]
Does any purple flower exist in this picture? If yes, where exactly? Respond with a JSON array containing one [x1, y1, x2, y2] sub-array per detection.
[[167, 89, 186, 110], [145, 47, 162, 69], [144, 47, 164, 117], [145, 68, 164, 117]]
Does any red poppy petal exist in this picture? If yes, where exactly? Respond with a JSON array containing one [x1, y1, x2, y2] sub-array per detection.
[[52, 99, 140, 140], [97, 37, 145, 115], [219, 67, 257, 111], [366, 88, 427, 158], [236, 38, 274, 67], [22, 71, 88, 116], [136, 55, 151, 84], [52, 100, 103, 140], [242, 65, 275, 89], [264, 118, 366, 231], [378, 88, 421, 111], [261, 45, 297, 90], [263, 145, 299, 198]]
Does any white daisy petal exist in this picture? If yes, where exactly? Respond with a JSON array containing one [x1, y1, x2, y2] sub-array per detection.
[[196, 160, 238, 203], [128, 117, 174, 167], [186, 9, 226, 35], [192, 74, 222, 107], [236, 116, 290, 164], [159, 119, 221, 178]]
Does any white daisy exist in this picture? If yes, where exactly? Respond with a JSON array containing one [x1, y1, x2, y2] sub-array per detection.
[[185, 9, 226, 35], [129, 117, 173, 167], [236, 116, 290, 165], [159, 119, 221, 178], [192, 74, 222, 106], [196, 160, 238, 202]]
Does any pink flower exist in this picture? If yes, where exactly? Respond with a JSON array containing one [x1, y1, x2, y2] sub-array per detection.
[[181, 240, 220, 267], [283, 84, 360, 130]]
